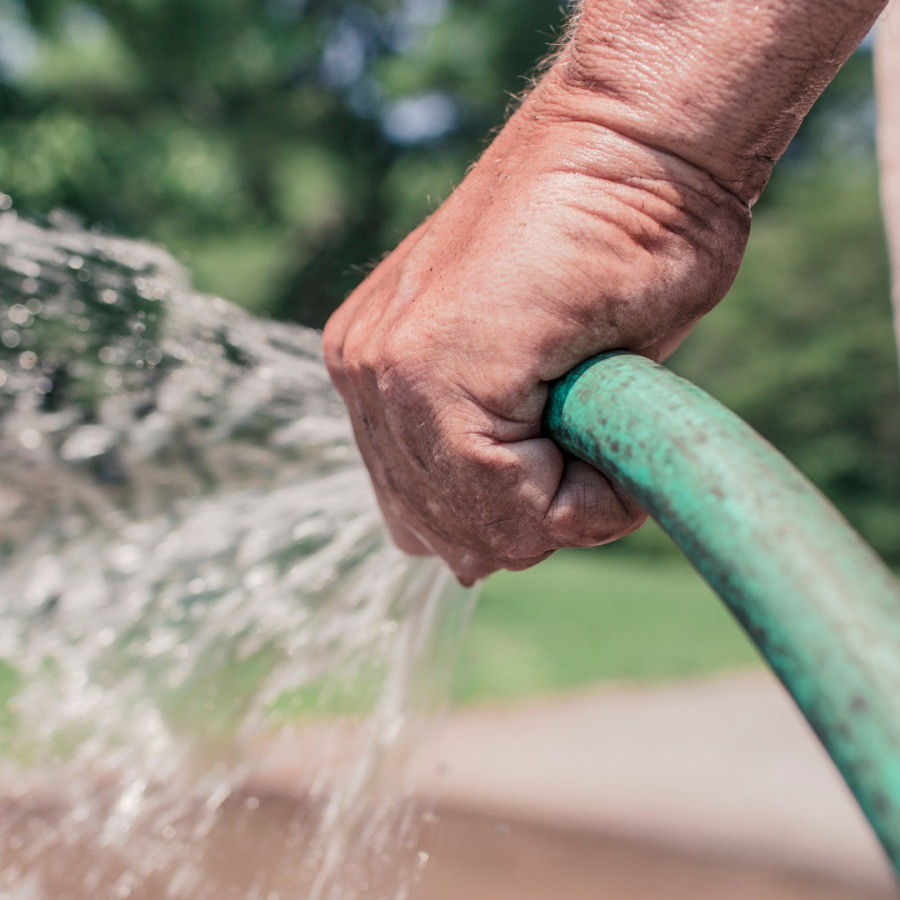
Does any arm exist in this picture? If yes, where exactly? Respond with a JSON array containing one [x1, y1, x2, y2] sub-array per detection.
[[324, 0, 888, 585]]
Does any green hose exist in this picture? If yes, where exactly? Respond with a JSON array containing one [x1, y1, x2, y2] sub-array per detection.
[[546, 351, 900, 873]]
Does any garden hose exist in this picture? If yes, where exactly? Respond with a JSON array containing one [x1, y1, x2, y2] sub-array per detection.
[[546, 351, 900, 873]]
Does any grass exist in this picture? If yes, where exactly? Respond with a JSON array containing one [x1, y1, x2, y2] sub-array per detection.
[[0, 660, 20, 737], [453, 542, 764, 705]]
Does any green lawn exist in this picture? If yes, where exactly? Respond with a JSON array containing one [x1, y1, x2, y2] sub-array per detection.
[[453, 543, 764, 705]]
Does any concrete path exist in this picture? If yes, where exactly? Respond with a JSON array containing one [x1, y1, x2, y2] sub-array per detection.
[[413, 671, 898, 895]]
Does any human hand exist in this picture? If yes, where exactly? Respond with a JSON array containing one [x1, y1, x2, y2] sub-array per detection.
[[323, 0, 882, 584], [324, 74, 749, 584]]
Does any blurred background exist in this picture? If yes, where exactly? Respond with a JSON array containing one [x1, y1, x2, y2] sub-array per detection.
[[1, 0, 896, 567], [2, 0, 899, 895]]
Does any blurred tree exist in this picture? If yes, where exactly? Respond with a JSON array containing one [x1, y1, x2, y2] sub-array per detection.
[[0, 0, 570, 323], [671, 160, 900, 564], [666, 54, 900, 565]]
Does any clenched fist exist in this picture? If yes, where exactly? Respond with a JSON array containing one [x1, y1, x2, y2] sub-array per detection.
[[323, 0, 884, 584]]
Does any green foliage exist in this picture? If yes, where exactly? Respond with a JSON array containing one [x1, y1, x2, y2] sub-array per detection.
[[456, 548, 761, 704], [0, 659, 21, 737], [1, 0, 570, 324], [267, 660, 386, 721]]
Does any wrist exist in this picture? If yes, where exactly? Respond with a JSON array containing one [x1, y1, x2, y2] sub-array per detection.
[[542, 0, 886, 204]]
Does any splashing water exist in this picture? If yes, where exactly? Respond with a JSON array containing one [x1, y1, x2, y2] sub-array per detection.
[[0, 210, 474, 899]]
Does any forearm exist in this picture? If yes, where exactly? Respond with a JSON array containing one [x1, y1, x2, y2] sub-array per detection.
[[549, 0, 887, 203]]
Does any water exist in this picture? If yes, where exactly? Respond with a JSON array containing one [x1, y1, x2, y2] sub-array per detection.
[[0, 210, 474, 899]]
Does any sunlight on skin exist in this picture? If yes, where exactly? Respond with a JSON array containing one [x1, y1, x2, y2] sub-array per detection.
[[325, 0, 889, 585]]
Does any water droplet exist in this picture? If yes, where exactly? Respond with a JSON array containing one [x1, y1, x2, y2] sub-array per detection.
[[0, 214, 470, 900], [97, 628, 116, 647], [20, 428, 41, 449], [2, 330, 21, 349], [19, 350, 37, 370], [205, 783, 230, 812], [7, 304, 32, 326], [60, 425, 116, 461]]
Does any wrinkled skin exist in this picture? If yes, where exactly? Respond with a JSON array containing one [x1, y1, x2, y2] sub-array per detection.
[[324, 1, 887, 585], [324, 69, 748, 584]]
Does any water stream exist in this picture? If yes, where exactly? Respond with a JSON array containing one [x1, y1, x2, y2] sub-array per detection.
[[0, 210, 473, 899]]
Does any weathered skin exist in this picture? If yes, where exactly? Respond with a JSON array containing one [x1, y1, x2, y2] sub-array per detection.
[[876, 0, 900, 367], [324, 0, 888, 585]]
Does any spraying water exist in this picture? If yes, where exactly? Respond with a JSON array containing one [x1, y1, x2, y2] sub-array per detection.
[[0, 209, 474, 899]]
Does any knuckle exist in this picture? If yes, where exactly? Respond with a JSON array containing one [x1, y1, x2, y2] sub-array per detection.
[[377, 320, 426, 389], [321, 317, 346, 381], [338, 321, 385, 389], [323, 312, 381, 399]]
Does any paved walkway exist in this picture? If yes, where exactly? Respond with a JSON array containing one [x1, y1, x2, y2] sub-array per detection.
[[412, 671, 897, 895]]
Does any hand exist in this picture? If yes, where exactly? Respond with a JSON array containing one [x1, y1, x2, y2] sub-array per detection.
[[324, 0, 882, 585], [323, 59, 751, 584]]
